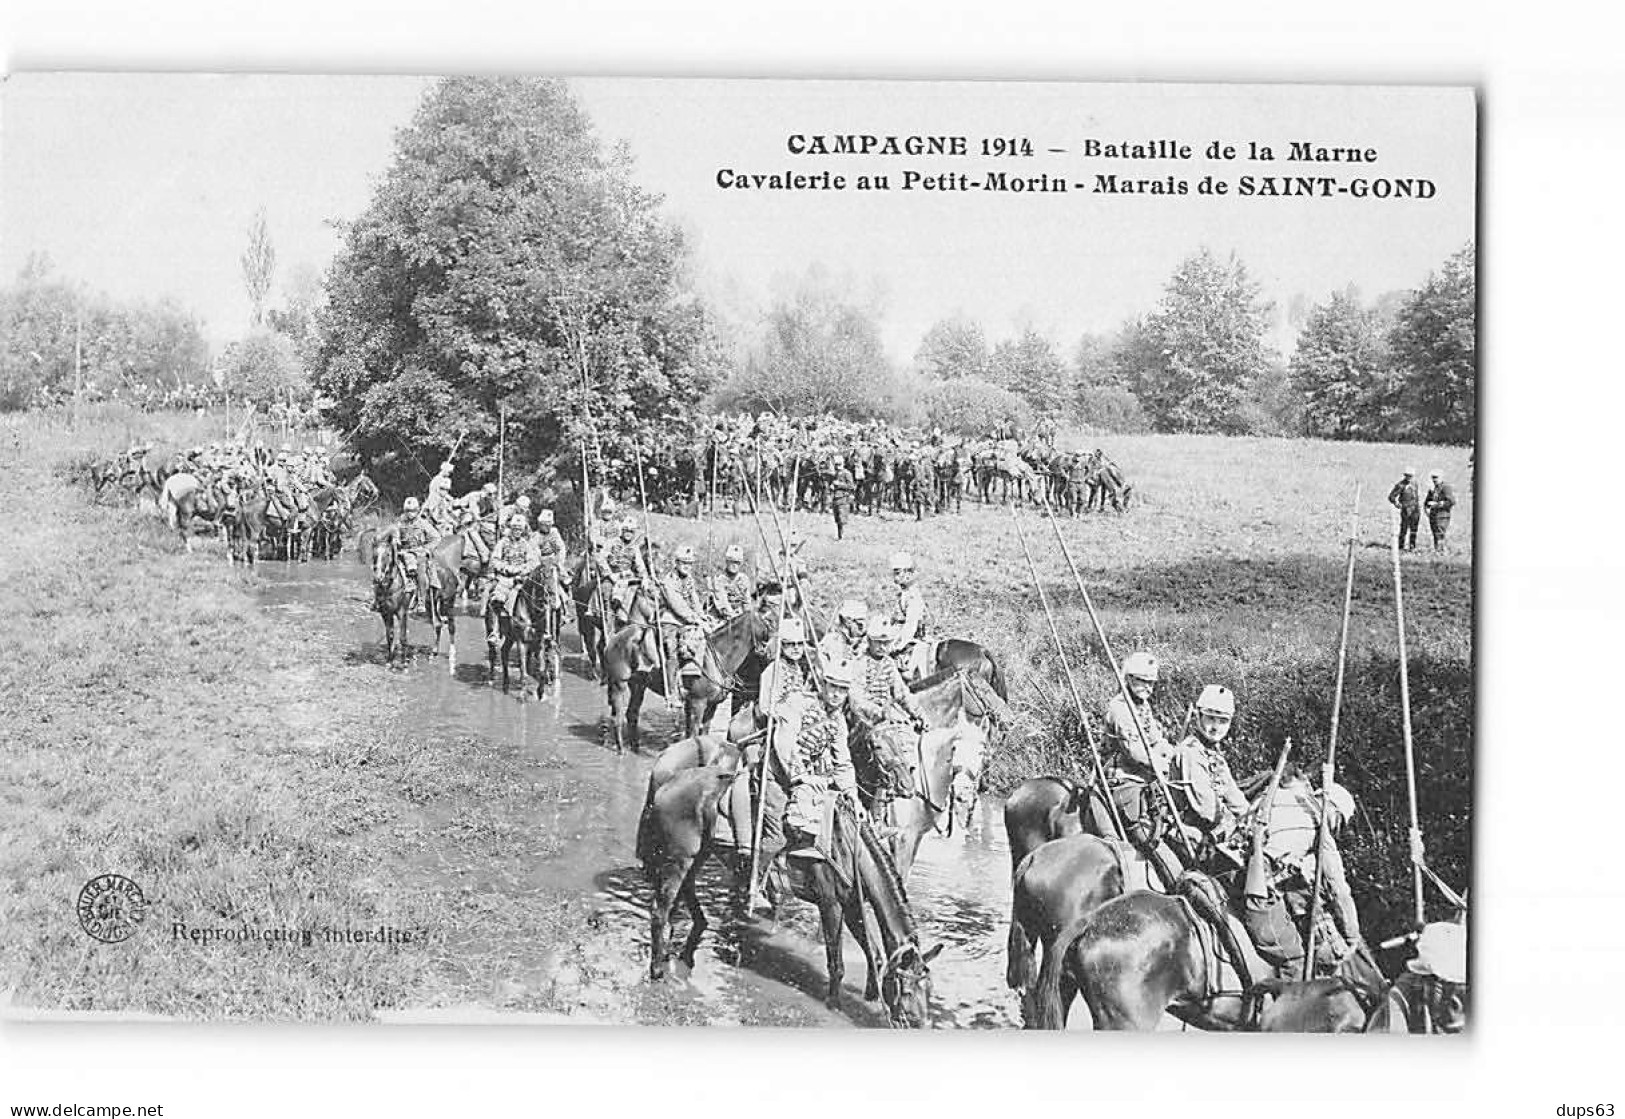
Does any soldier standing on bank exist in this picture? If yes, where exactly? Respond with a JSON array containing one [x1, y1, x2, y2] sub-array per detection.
[[1388, 467, 1422, 552], [1425, 470, 1456, 554], [829, 460, 857, 540]]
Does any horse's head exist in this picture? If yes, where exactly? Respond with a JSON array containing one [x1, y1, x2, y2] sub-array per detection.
[[880, 941, 944, 1029]]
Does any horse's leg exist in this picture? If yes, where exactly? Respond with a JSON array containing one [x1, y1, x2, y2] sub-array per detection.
[[647, 857, 690, 981], [813, 868, 846, 1011], [843, 899, 882, 1002], [676, 857, 709, 971], [626, 677, 646, 753], [607, 678, 629, 754]]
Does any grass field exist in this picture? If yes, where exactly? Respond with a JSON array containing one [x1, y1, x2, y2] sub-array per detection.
[[650, 431, 1474, 940]]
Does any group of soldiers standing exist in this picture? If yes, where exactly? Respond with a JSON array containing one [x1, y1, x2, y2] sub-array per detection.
[[1388, 466, 1458, 553]]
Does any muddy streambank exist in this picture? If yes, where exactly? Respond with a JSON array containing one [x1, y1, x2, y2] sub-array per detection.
[[259, 561, 1028, 1029]]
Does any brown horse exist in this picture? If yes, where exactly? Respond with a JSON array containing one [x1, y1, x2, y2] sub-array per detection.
[[486, 565, 563, 699], [675, 609, 775, 741], [571, 557, 608, 680], [636, 766, 942, 1025], [599, 586, 664, 753], [1057, 882, 1383, 1031], [223, 485, 268, 568]]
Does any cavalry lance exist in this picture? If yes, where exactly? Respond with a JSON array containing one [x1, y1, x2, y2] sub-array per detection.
[[1008, 502, 1125, 841], [1036, 490, 1197, 871], [1391, 501, 1426, 927], [1303, 483, 1360, 978]]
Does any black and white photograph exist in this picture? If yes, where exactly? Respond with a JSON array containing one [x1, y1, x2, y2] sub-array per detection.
[[1, 74, 1475, 1041]]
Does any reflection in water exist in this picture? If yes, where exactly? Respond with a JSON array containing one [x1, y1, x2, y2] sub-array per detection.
[[257, 562, 1022, 1029]]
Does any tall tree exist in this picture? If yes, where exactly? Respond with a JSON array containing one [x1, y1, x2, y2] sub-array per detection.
[[1133, 248, 1274, 434], [314, 78, 722, 499], [1388, 243, 1476, 444], [1072, 329, 1149, 432], [990, 328, 1069, 417], [716, 267, 896, 419], [1289, 287, 1394, 440], [241, 209, 277, 329], [914, 315, 989, 381]]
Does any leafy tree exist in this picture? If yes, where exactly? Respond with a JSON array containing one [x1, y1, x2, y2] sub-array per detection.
[[1132, 248, 1274, 434], [241, 209, 277, 329], [715, 266, 896, 420], [1070, 330, 1148, 432], [989, 328, 1069, 416], [1288, 287, 1397, 440], [919, 377, 1031, 435], [219, 330, 306, 409], [314, 77, 722, 500], [1388, 243, 1475, 444], [914, 315, 989, 381]]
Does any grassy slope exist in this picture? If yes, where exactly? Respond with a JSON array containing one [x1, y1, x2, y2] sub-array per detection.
[[0, 408, 687, 1022], [649, 431, 1474, 938]]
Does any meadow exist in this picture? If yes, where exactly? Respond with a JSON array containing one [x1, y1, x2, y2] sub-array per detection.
[[650, 431, 1474, 940]]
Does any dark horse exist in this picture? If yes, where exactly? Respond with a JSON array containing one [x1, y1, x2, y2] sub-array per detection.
[[223, 484, 268, 569], [636, 763, 942, 1025], [369, 530, 413, 668], [671, 608, 775, 740], [1054, 881, 1384, 1031], [924, 637, 1009, 702], [571, 557, 608, 680], [486, 564, 563, 699]]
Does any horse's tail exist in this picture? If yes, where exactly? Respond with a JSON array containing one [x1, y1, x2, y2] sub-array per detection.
[[986, 650, 1008, 702], [1006, 857, 1038, 993], [160, 482, 179, 530]]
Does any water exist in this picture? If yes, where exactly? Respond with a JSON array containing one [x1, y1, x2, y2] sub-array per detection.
[[256, 559, 1026, 1029]]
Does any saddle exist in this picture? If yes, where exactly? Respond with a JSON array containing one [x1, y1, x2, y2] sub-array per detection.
[[1173, 872, 1266, 1012]]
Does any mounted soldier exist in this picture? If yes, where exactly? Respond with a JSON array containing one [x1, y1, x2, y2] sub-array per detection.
[[888, 551, 930, 680], [530, 506, 569, 617], [817, 598, 868, 679], [780, 659, 858, 859], [598, 515, 649, 628], [853, 619, 928, 733], [657, 544, 707, 691], [485, 512, 540, 649], [424, 457, 456, 524], [1095, 651, 1180, 875], [707, 543, 753, 629], [1167, 684, 1249, 872], [747, 616, 820, 913], [1242, 770, 1364, 977], [381, 496, 438, 614]]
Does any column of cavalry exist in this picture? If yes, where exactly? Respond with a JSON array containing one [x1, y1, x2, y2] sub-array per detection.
[[88, 437, 378, 564], [592, 411, 1134, 522]]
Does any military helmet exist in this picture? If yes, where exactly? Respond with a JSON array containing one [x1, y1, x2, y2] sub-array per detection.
[[1122, 651, 1159, 681], [481, 482, 496, 494], [1430, 470, 1442, 479], [821, 660, 855, 690], [438, 460, 454, 474], [280, 442, 292, 454], [1408, 921, 1467, 984], [865, 617, 895, 642], [402, 496, 421, 513], [600, 498, 618, 515], [889, 550, 915, 571], [536, 508, 555, 526], [778, 618, 807, 644], [724, 544, 745, 563], [1325, 781, 1356, 824], [838, 598, 869, 621], [1403, 466, 1416, 477], [619, 516, 639, 533], [516, 494, 532, 509], [507, 513, 528, 530], [1195, 684, 1236, 717], [674, 545, 696, 563]]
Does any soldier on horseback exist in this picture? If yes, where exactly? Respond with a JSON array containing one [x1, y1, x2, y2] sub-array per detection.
[[780, 659, 858, 857], [530, 507, 569, 619], [383, 496, 438, 613], [889, 551, 930, 680], [1098, 651, 1180, 870], [1242, 771, 1364, 977], [599, 515, 649, 628], [747, 616, 820, 913], [1168, 684, 1250, 871], [853, 619, 928, 733], [707, 544, 753, 629], [658, 544, 707, 689], [817, 599, 868, 679], [424, 458, 455, 524], [485, 512, 540, 648]]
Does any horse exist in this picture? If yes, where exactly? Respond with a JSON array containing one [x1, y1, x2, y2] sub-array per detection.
[[636, 767, 942, 1025], [159, 472, 203, 552], [599, 586, 665, 753], [485, 563, 563, 699], [671, 609, 775, 741], [1007, 832, 1142, 1026], [571, 557, 609, 680], [418, 531, 468, 669], [223, 485, 268, 568], [370, 530, 413, 668], [925, 637, 1008, 702], [849, 716, 988, 880], [1054, 878, 1385, 1031]]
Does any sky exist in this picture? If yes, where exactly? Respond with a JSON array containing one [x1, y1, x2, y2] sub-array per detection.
[[1, 73, 1476, 362]]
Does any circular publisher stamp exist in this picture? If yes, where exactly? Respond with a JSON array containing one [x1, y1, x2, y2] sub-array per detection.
[[76, 874, 148, 943]]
